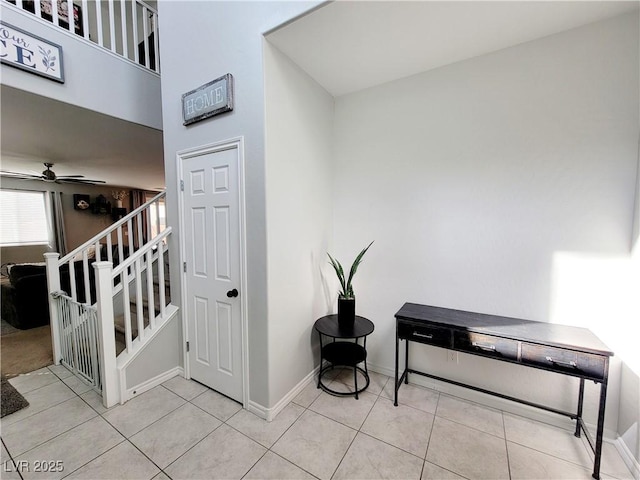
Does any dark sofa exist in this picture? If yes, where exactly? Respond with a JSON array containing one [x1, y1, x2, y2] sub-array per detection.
[[1, 245, 129, 330], [1, 264, 50, 330]]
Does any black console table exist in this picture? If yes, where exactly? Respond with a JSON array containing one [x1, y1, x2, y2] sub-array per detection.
[[394, 303, 613, 480], [315, 315, 374, 399]]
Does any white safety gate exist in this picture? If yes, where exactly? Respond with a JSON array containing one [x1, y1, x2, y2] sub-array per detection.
[[52, 291, 102, 391]]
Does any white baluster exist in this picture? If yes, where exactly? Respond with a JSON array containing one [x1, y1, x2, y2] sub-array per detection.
[[89, 308, 100, 388], [106, 234, 113, 263], [66, 0, 74, 33], [95, 0, 104, 47], [51, 0, 59, 28], [108, 0, 116, 52], [122, 268, 132, 350], [146, 249, 155, 329], [120, 0, 128, 58], [94, 261, 119, 407], [142, 5, 149, 68], [117, 225, 124, 265], [69, 257, 78, 301], [82, 250, 91, 304], [135, 258, 144, 340], [152, 12, 159, 72], [157, 240, 166, 316], [146, 203, 153, 239], [81, 0, 89, 39], [44, 253, 62, 364], [136, 212, 143, 249], [132, 0, 139, 64], [127, 218, 133, 255], [155, 200, 161, 237]]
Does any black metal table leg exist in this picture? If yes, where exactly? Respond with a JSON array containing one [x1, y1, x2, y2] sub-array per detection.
[[404, 340, 409, 384], [592, 365, 609, 480], [575, 378, 585, 437], [394, 327, 399, 406], [317, 332, 323, 389]]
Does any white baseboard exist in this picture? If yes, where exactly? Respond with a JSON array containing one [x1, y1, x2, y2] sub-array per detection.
[[122, 366, 184, 403], [368, 363, 395, 378], [615, 436, 640, 480], [248, 366, 320, 422]]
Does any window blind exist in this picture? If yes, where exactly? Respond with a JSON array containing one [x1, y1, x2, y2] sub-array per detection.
[[0, 190, 50, 246]]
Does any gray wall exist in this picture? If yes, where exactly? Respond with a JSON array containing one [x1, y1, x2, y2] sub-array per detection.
[[157, 1, 321, 409], [264, 42, 335, 406]]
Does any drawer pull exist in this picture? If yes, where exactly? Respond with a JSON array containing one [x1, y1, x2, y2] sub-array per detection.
[[545, 356, 577, 368], [413, 332, 433, 339], [472, 342, 496, 351]]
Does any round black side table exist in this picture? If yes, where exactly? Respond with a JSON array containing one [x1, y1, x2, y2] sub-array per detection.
[[314, 314, 374, 399]]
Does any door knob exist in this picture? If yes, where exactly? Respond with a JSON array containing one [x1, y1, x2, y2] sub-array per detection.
[[226, 288, 239, 298]]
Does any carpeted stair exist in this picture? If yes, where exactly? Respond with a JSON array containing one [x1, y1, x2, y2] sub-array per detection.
[[114, 278, 170, 356]]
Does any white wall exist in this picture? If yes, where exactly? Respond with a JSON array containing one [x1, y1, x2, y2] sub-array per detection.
[[157, 1, 321, 409], [0, 3, 161, 130], [619, 135, 640, 463], [332, 12, 638, 434], [264, 43, 334, 407], [125, 313, 182, 390]]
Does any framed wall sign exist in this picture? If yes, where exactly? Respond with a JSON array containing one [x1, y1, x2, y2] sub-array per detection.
[[0, 21, 64, 83], [182, 73, 234, 126]]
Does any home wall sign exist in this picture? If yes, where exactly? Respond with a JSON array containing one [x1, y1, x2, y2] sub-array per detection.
[[0, 21, 64, 83], [182, 73, 233, 126]]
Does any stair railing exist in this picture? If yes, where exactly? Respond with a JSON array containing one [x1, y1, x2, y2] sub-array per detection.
[[54, 191, 165, 306], [93, 226, 172, 407], [45, 191, 168, 406], [4, 0, 160, 73], [110, 227, 171, 353]]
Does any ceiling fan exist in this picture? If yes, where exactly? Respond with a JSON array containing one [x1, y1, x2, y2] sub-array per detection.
[[0, 163, 106, 185]]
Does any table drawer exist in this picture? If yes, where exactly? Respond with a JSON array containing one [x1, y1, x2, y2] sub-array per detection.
[[521, 344, 606, 380], [398, 322, 452, 348], [454, 331, 519, 361]]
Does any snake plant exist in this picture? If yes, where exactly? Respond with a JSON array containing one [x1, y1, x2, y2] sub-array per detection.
[[327, 241, 374, 299]]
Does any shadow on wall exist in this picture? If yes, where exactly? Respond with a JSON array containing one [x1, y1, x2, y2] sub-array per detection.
[[618, 363, 639, 468], [548, 136, 640, 464]]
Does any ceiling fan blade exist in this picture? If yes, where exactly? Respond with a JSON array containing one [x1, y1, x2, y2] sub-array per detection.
[[2, 165, 105, 185], [0, 171, 44, 179], [57, 178, 106, 184]]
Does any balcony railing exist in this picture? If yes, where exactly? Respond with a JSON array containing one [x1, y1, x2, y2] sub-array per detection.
[[5, 0, 159, 73]]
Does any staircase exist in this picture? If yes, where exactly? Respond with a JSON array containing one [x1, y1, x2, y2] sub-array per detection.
[[45, 192, 178, 407]]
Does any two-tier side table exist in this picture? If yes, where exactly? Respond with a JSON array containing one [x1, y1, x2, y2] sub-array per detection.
[[314, 314, 374, 399]]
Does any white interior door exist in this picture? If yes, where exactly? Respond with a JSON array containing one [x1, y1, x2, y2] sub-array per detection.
[[181, 143, 243, 402]]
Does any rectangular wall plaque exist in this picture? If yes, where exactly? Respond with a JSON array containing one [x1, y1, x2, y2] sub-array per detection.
[[0, 21, 64, 83], [182, 73, 233, 126]]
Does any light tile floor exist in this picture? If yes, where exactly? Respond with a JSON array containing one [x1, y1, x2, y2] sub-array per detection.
[[1, 365, 634, 480]]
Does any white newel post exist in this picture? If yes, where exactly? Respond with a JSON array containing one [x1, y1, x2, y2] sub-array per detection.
[[44, 253, 62, 364], [94, 261, 120, 408]]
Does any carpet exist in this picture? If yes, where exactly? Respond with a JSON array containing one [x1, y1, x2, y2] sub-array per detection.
[[1, 325, 53, 378], [1, 376, 29, 417], [1, 318, 20, 336]]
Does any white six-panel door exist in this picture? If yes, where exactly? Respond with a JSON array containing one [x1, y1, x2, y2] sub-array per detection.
[[180, 142, 244, 402]]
